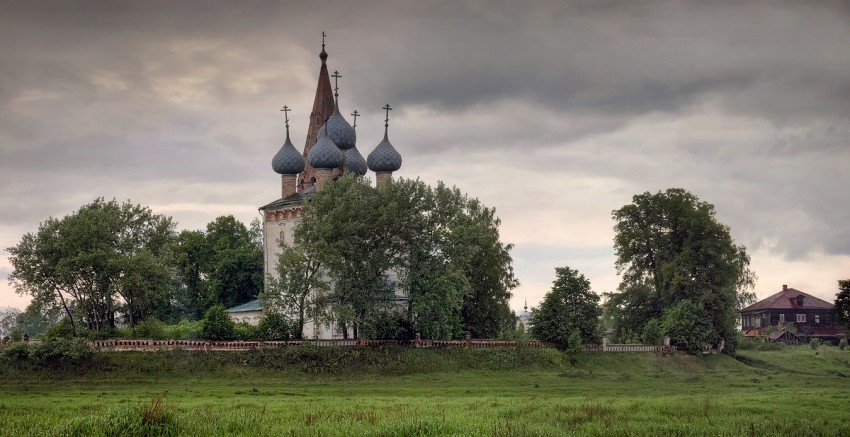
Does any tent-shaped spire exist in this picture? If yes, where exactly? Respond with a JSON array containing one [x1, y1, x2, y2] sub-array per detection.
[[298, 32, 338, 191]]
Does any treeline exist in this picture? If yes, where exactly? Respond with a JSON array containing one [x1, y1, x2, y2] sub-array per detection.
[[6, 198, 263, 337]]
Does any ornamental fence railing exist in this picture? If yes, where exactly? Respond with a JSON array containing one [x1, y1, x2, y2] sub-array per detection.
[[2, 337, 676, 352]]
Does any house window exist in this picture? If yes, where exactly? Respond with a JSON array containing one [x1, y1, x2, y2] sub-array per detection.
[[796, 314, 806, 323], [279, 231, 285, 245], [779, 314, 785, 323], [815, 315, 820, 324]]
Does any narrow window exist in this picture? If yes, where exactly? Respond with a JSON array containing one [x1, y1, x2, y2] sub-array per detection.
[[815, 315, 820, 324], [779, 314, 785, 323], [279, 231, 285, 245]]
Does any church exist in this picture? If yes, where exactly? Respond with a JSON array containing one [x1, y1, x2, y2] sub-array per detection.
[[233, 38, 404, 338]]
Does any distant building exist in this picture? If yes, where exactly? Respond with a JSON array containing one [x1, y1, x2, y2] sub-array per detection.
[[739, 285, 846, 343], [225, 300, 263, 326]]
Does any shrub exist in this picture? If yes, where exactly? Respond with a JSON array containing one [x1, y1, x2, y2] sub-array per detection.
[[810, 338, 820, 351], [164, 319, 203, 340], [29, 337, 94, 369], [133, 317, 168, 339], [256, 311, 291, 341], [200, 306, 236, 340], [641, 318, 664, 345], [1, 342, 30, 363], [662, 300, 716, 354], [44, 318, 77, 339], [234, 323, 258, 340], [565, 328, 582, 366], [839, 338, 847, 351]]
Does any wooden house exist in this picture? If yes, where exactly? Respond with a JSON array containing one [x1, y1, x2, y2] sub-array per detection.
[[739, 285, 846, 343]]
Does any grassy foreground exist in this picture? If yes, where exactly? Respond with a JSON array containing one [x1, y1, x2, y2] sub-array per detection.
[[1, 346, 849, 436]]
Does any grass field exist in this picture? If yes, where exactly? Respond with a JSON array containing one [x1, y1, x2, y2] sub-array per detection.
[[2, 345, 849, 436]]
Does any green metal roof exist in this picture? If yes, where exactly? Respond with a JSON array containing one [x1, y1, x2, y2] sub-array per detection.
[[225, 299, 263, 313]]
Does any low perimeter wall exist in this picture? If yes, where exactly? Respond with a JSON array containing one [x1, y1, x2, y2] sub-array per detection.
[[84, 339, 673, 352]]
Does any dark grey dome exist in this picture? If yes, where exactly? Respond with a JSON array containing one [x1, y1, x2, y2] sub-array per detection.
[[345, 146, 367, 176], [307, 126, 343, 169], [325, 103, 356, 150], [367, 132, 402, 172], [271, 132, 305, 175]]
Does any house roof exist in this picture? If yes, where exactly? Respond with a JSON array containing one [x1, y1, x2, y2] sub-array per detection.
[[740, 287, 833, 312], [225, 300, 263, 313], [259, 185, 315, 210]]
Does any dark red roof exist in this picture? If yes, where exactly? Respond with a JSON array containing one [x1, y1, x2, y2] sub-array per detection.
[[740, 287, 833, 312]]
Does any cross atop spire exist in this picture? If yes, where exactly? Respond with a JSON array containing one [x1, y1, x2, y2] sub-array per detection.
[[331, 70, 341, 98], [382, 104, 392, 131], [319, 31, 328, 63], [350, 109, 359, 130]]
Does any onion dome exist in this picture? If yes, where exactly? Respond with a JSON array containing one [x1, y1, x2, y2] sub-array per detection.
[[367, 131, 402, 172], [325, 103, 356, 150], [345, 146, 368, 176], [307, 125, 343, 169], [272, 130, 305, 175]]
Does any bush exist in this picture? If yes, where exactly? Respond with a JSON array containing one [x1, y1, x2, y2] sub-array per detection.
[[44, 318, 77, 339], [133, 317, 168, 339], [641, 318, 663, 345], [810, 338, 820, 351], [839, 338, 847, 351], [29, 337, 94, 369], [163, 319, 203, 340], [234, 323, 258, 340], [2, 342, 30, 363], [9, 328, 23, 342], [662, 300, 716, 354], [200, 306, 236, 340], [256, 312, 292, 341], [565, 328, 582, 366]]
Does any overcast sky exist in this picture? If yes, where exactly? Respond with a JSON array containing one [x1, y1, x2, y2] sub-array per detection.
[[1, 0, 849, 312]]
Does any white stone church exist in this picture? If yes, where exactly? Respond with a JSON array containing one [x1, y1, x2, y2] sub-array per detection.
[[227, 38, 403, 338]]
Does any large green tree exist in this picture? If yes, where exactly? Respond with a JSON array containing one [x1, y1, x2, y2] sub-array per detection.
[[295, 174, 517, 339], [7, 198, 175, 333], [529, 267, 601, 346], [606, 188, 755, 353], [834, 279, 850, 328], [169, 216, 265, 319]]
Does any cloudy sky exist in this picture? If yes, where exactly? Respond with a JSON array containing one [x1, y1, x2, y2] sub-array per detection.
[[1, 0, 849, 312]]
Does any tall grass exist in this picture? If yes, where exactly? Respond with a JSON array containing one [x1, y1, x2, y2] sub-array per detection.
[[1, 346, 849, 435]]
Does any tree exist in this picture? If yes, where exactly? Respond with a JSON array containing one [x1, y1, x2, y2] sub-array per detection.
[[7, 198, 175, 333], [204, 216, 264, 309], [607, 189, 755, 353], [295, 175, 518, 339], [529, 267, 601, 346], [169, 216, 265, 320], [170, 229, 209, 320], [262, 243, 326, 339], [834, 279, 850, 328], [0, 308, 21, 338]]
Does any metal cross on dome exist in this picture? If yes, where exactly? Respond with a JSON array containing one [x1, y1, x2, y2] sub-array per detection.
[[280, 105, 291, 130], [331, 71, 341, 97], [382, 104, 392, 128], [350, 110, 359, 130]]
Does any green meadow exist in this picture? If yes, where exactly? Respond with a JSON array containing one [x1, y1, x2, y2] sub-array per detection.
[[2, 346, 849, 436]]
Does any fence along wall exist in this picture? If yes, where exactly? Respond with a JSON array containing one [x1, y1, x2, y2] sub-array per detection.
[[84, 339, 672, 352]]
